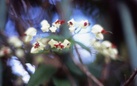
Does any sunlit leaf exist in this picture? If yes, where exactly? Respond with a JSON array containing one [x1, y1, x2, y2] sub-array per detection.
[[27, 64, 57, 86]]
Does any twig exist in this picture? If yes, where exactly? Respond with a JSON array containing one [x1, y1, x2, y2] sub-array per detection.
[[71, 56, 104, 86], [62, 65, 77, 86], [123, 68, 137, 86], [74, 45, 83, 64]]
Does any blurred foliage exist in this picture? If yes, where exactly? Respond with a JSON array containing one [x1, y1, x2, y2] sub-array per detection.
[[0, 0, 136, 86]]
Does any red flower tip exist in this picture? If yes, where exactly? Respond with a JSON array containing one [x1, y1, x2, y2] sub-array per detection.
[[54, 43, 64, 49], [3, 49, 8, 55], [34, 42, 40, 48], [111, 43, 117, 48], [101, 29, 109, 34], [55, 20, 65, 24]]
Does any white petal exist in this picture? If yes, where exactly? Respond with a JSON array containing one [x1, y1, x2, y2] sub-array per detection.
[[24, 36, 33, 43], [30, 47, 39, 53], [49, 26, 57, 32], [101, 41, 112, 48], [40, 20, 49, 26], [48, 39, 58, 48], [91, 24, 103, 33], [96, 33, 104, 40], [62, 39, 71, 48], [109, 48, 118, 59], [8, 36, 23, 47], [68, 19, 76, 27], [25, 27, 37, 36], [15, 49, 24, 58], [41, 26, 49, 32]]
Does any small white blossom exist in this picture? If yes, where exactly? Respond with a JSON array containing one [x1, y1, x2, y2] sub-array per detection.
[[24, 27, 37, 42], [101, 41, 118, 59], [15, 49, 24, 58], [48, 39, 58, 48], [40, 20, 50, 32], [68, 19, 77, 27], [91, 24, 104, 40], [91, 39, 101, 51], [52, 19, 65, 28], [30, 41, 45, 53], [25, 27, 37, 36], [0, 46, 11, 57], [78, 20, 90, 29], [49, 26, 58, 33], [54, 42, 64, 50], [36, 38, 49, 45], [62, 39, 71, 48], [23, 36, 33, 43], [8, 36, 23, 48]]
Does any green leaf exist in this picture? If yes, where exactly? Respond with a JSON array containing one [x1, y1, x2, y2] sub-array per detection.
[[46, 35, 65, 41], [27, 64, 57, 86], [72, 40, 91, 54], [53, 78, 71, 86]]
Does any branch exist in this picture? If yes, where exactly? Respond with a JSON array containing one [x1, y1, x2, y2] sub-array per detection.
[[71, 56, 104, 86], [74, 45, 83, 64], [123, 68, 137, 86]]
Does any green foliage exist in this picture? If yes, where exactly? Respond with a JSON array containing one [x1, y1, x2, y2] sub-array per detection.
[[71, 40, 91, 54], [53, 78, 71, 86], [46, 34, 65, 41], [27, 64, 57, 86]]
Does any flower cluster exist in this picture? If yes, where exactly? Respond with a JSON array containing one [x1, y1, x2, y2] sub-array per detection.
[[91, 24, 118, 59], [22, 19, 118, 60], [23, 19, 90, 54]]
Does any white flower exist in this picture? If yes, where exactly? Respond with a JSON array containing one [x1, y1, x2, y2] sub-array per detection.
[[15, 49, 24, 58], [91, 39, 101, 51], [24, 27, 37, 42], [54, 42, 64, 50], [36, 38, 49, 45], [101, 41, 118, 59], [0, 46, 11, 57], [91, 24, 111, 40], [52, 19, 65, 28], [8, 36, 23, 48], [68, 19, 77, 27], [25, 27, 37, 36], [78, 20, 90, 29], [30, 41, 45, 53], [40, 20, 50, 32], [23, 36, 33, 43], [62, 39, 71, 48], [101, 41, 112, 49], [49, 26, 58, 33], [48, 39, 58, 48], [91, 24, 104, 40]]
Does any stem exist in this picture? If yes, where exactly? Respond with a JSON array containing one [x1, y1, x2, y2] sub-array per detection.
[[71, 56, 104, 86], [123, 69, 137, 86], [74, 45, 83, 64], [62, 65, 77, 86]]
